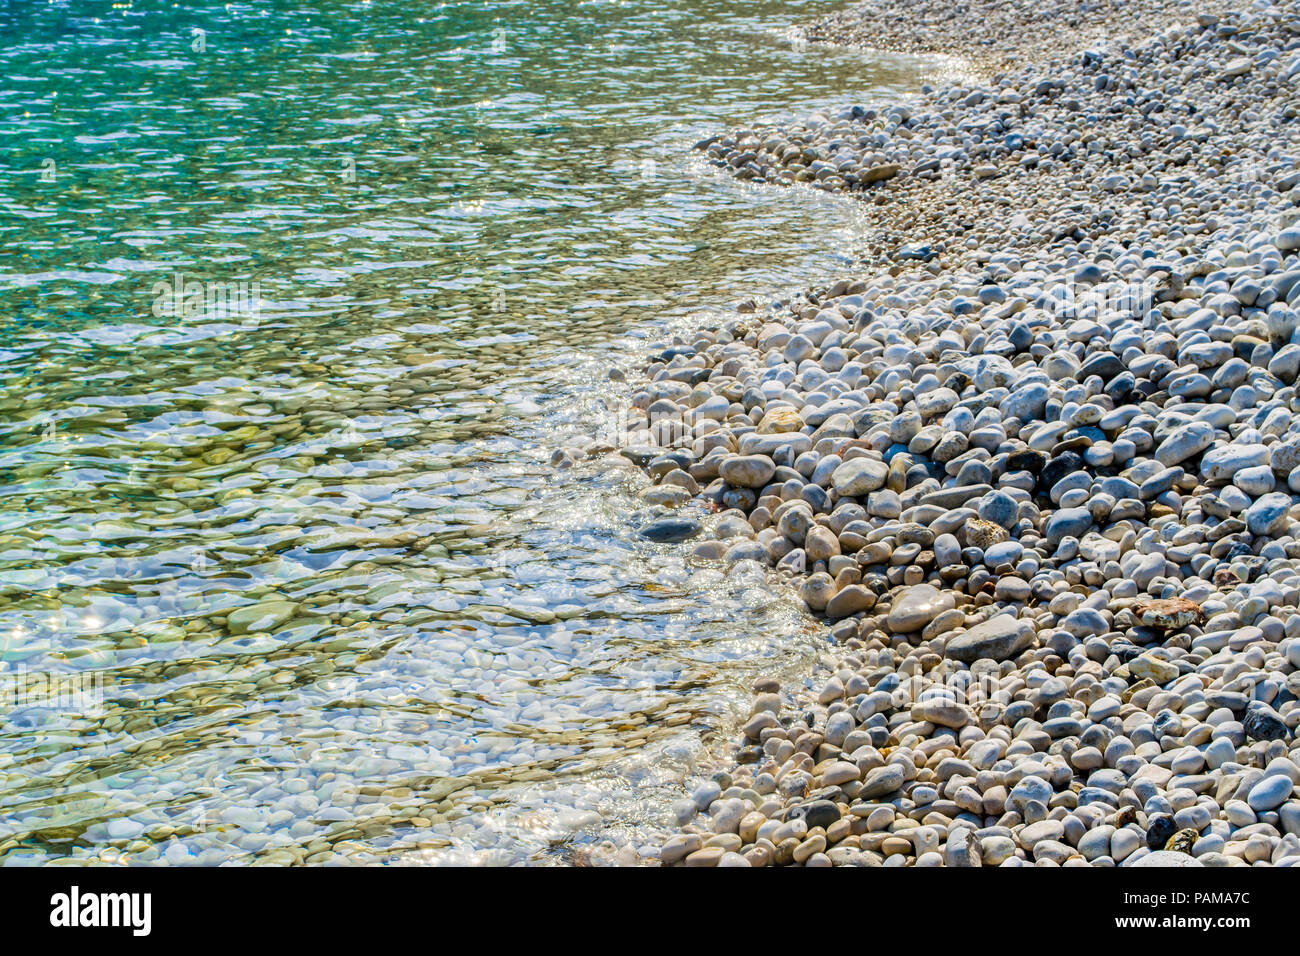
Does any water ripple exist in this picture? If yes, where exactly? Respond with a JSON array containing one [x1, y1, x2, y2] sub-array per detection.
[[0, 0, 933, 864]]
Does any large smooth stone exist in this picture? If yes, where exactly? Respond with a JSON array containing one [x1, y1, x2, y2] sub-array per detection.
[[1154, 421, 1215, 466], [830, 457, 888, 496], [825, 585, 876, 619], [911, 698, 970, 729], [943, 614, 1034, 663], [719, 454, 776, 489], [1043, 507, 1093, 546], [887, 584, 955, 632], [1247, 774, 1295, 812], [640, 518, 701, 542], [1201, 443, 1269, 483], [739, 432, 812, 457], [1245, 492, 1292, 536], [859, 764, 906, 798]]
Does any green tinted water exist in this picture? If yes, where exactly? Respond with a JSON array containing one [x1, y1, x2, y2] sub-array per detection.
[[0, 0, 935, 864]]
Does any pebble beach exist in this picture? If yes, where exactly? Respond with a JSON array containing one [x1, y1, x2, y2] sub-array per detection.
[[595, 1, 1300, 866]]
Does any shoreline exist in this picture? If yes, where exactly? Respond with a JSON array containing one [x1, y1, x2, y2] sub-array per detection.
[[604, 1, 1300, 866]]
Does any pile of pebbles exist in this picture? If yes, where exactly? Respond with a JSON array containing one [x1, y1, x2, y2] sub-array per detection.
[[803, 0, 1237, 74], [698, 3, 1298, 268], [591, 4, 1300, 865]]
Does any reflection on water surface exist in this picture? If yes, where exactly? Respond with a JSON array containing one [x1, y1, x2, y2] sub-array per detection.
[[0, 0, 935, 863]]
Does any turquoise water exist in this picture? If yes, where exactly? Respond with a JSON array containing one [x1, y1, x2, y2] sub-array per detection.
[[0, 0, 934, 864]]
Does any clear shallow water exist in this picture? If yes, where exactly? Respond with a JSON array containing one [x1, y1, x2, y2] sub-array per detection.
[[0, 0, 935, 864]]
